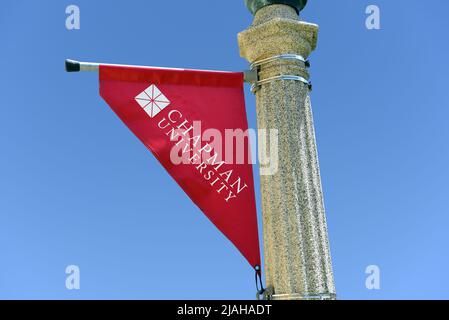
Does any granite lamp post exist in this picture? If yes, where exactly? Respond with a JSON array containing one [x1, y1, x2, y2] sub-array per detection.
[[238, 0, 336, 300]]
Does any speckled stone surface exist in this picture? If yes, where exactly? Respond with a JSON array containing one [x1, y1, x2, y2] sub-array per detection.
[[238, 4, 336, 299]]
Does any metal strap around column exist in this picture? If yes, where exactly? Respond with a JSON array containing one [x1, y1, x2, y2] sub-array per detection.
[[269, 292, 337, 300], [249, 54, 311, 92], [250, 53, 309, 69]]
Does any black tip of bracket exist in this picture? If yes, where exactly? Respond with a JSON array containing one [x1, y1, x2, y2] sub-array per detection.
[[65, 59, 80, 72]]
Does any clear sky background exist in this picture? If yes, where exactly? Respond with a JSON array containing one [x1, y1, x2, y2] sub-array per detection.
[[1, 0, 448, 299]]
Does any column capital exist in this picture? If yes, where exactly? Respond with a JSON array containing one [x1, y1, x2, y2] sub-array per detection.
[[245, 0, 308, 15], [238, 5, 318, 63]]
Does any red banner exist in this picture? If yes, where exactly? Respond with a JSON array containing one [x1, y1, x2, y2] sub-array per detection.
[[99, 65, 261, 269]]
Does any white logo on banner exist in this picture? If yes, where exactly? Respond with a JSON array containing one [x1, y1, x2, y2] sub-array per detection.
[[135, 84, 171, 118]]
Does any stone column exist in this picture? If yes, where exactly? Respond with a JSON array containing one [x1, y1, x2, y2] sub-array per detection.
[[238, 1, 336, 300]]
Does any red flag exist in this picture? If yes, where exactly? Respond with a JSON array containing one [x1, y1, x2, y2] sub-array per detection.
[[99, 65, 261, 269]]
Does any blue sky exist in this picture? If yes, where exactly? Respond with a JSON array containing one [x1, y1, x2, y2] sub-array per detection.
[[1, 0, 448, 299]]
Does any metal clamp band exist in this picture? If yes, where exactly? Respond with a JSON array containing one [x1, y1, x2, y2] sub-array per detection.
[[257, 75, 310, 86], [269, 292, 337, 300], [249, 54, 312, 92], [250, 54, 309, 70], [251, 75, 312, 92], [257, 287, 335, 300]]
